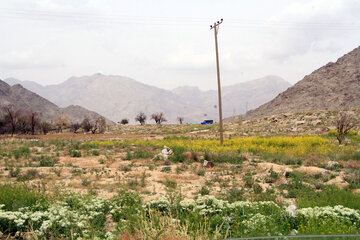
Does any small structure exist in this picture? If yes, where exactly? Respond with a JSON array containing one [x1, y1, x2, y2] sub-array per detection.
[[201, 120, 214, 125]]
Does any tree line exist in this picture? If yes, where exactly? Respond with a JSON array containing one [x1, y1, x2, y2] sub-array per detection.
[[120, 112, 184, 125], [0, 106, 107, 136]]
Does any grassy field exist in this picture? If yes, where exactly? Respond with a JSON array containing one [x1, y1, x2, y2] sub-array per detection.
[[0, 112, 359, 239]]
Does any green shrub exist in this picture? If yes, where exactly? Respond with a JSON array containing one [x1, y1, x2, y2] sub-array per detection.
[[199, 186, 210, 195], [0, 184, 46, 211], [98, 158, 105, 164], [17, 169, 39, 181], [223, 185, 245, 202], [253, 183, 263, 194], [133, 149, 153, 159], [161, 166, 171, 173], [243, 172, 254, 188], [297, 185, 360, 210], [213, 152, 245, 164], [82, 178, 91, 186], [12, 147, 30, 160], [124, 150, 132, 160], [69, 149, 81, 157], [168, 146, 186, 162], [39, 159, 57, 167], [121, 165, 132, 172], [92, 150, 100, 156], [163, 179, 177, 189], [9, 167, 21, 177], [111, 190, 142, 225], [265, 168, 279, 183], [127, 177, 139, 189], [197, 169, 206, 176], [353, 151, 360, 160]]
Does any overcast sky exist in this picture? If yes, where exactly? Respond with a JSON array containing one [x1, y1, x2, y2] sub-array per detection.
[[0, 0, 359, 90]]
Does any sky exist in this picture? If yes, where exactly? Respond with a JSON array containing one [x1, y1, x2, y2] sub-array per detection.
[[0, 0, 359, 90]]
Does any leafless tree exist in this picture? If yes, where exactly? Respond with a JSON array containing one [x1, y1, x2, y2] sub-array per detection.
[[17, 113, 30, 134], [336, 113, 356, 144], [4, 107, 22, 137], [40, 121, 51, 135], [151, 112, 167, 125], [0, 115, 6, 134], [54, 114, 69, 133], [29, 111, 41, 135], [177, 116, 184, 124], [135, 112, 147, 125], [81, 117, 106, 134], [81, 117, 92, 133], [70, 122, 81, 133], [96, 116, 107, 134]]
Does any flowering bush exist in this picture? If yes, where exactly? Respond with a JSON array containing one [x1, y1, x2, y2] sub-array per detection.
[[0, 193, 359, 239], [0, 196, 113, 239], [83, 135, 357, 161]]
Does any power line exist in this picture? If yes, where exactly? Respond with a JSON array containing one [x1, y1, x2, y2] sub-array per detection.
[[0, 7, 359, 30]]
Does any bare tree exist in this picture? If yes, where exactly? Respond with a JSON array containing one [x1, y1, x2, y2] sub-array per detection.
[[40, 121, 51, 135], [17, 113, 30, 134], [151, 112, 167, 125], [81, 117, 107, 134], [54, 114, 69, 133], [90, 123, 98, 134], [4, 107, 22, 137], [0, 115, 6, 134], [70, 122, 81, 133], [336, 113, 355, 144], [81, 117, 92, 133], [177, 116, 184, 124], [96, 116, 107, 134], [29, 111, 40, 135], [135, 112, 147, 125]]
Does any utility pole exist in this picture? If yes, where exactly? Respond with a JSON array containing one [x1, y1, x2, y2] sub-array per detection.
[[210, 19, 224, 145]]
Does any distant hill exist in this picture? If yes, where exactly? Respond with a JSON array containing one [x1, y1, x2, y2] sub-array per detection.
[[245, 46, 360, 119], [5, 75, 291, 123], [0, 80, 112, 124], [173, 75, 291, 118]]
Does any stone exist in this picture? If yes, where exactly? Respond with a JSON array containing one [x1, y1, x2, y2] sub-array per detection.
[[203, 160, 214, 168], [311, 120, 322, 125], [321, 169, 329, 175], [327, 161, 339, 169], [296, 120, 306, 125], [283, 168, 293, 177]]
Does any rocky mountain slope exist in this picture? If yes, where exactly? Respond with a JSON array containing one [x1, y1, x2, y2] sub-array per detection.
[[245, 46, 360, 119], [0, 80, 111, 124], [5, 75, 291, 123]]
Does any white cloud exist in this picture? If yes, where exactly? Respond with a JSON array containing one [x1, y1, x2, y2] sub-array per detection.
[[264, 0, 360, 61], [0, 0, 359, 89]]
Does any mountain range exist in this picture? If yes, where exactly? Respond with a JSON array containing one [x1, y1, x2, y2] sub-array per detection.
[[4, 75, 291, 123], [0, 80, 111, 124], [245, 46, 360, 119]]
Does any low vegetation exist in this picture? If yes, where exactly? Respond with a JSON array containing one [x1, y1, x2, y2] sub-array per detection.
[[0, 109, 359, 239]]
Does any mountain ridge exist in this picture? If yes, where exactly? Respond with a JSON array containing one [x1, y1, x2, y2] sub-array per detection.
[[0, 79, 113, 124], [4, 74, 291, 123], [245, 46, 360, 119]]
